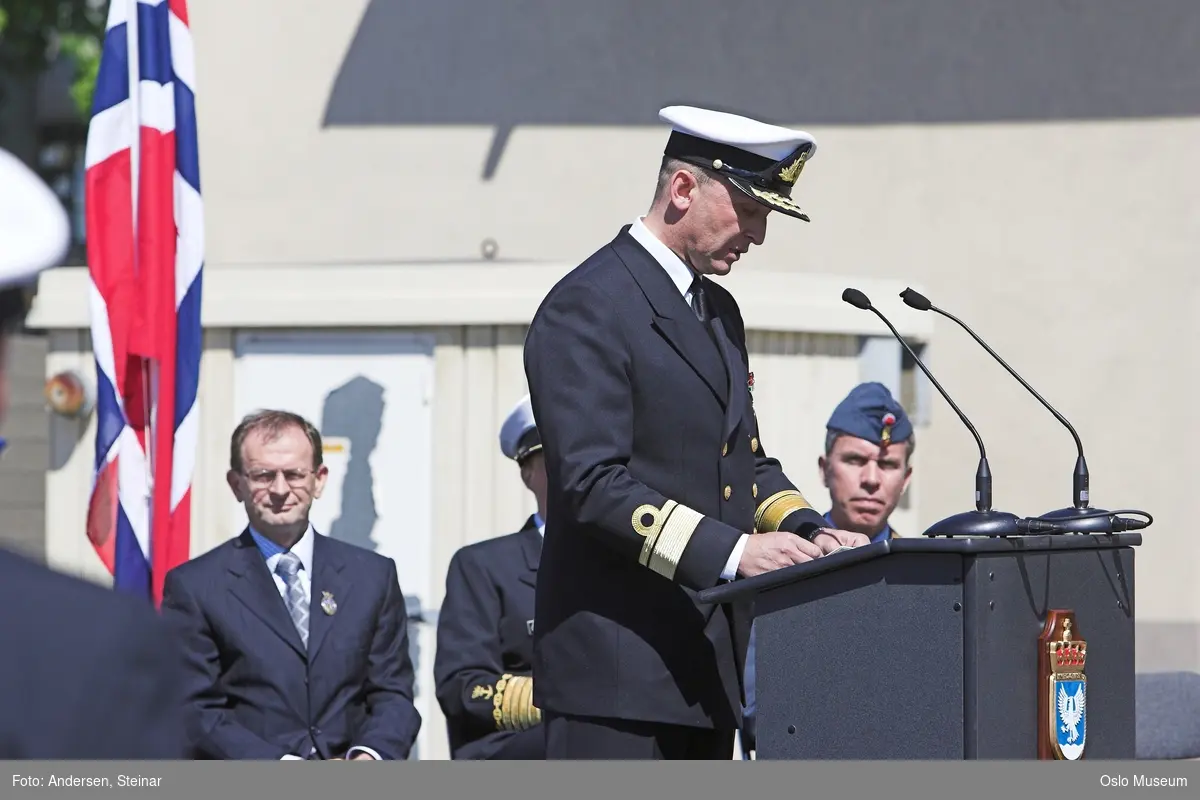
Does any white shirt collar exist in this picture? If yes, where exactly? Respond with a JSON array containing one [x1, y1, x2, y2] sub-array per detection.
[[628, 216, 696, 299]]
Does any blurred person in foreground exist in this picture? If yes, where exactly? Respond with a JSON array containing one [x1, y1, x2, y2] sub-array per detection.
[[435, 394, 548, 759], [741, 382, 913, 754], [0, 147, 187, 759], [161, 410, 421, 760], [522, 106, 868, 760]]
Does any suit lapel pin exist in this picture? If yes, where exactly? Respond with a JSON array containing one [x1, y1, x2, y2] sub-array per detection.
[[320, 591, 337, 616]]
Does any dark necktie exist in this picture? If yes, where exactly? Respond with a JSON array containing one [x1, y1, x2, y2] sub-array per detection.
[[689, 274, 708, 322]]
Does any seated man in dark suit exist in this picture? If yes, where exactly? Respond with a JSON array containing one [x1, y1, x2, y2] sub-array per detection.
[[434, 394, 545, 759], [0, 146, 187, 759], [161, 409, 421, 760]]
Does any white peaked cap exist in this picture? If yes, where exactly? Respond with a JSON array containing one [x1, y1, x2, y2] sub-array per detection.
[[0, 148, 70, 289], [499, 393, 541, 463], [658, 105, 818, 221], [659, 105, 817, 162]]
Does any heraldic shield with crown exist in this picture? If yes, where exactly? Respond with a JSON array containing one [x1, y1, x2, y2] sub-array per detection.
[[1038, 610, 1088, 760]]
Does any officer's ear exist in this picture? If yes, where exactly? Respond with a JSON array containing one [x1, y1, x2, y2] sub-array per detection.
[[817, 455, 830, 488]]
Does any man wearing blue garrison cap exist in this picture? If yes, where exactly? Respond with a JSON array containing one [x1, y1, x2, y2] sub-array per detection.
[[818, 382, 914, 542], [741, 382, 914, 755]]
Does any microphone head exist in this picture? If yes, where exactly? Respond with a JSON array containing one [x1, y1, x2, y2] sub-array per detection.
[[900, 287, 931, 311], [842, 288, 871, 310]]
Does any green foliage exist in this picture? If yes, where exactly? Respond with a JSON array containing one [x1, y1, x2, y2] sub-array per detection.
[[0, 0, 106, 117], [57, 28, 99, 115]]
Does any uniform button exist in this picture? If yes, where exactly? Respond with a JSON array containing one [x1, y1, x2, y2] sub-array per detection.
[[752, 484, 758, 498], [721, 443, 728, 456], [724, 485, 732, 500], [750, 437, 759, 453]]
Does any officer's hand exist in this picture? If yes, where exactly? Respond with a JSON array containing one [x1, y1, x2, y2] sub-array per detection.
[[810, 528, 870, 554], [737, 532, 823, 578]]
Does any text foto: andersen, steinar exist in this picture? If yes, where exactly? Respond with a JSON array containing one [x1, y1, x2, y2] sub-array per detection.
[[13, 773, 162, 788]]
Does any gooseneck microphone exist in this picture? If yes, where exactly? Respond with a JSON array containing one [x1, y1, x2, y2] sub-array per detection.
[[898, 287, 1111, 532], [841, 288, 1021, 537]]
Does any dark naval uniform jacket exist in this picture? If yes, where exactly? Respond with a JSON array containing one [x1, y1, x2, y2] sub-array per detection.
[[434, 515, 544, 759], [522, 224, 829, 731]]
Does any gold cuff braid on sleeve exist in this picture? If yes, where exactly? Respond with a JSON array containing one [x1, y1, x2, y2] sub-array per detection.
[[492, 674, 542, 732], [755, 490, 814, 532], [632, 500, 704, 581]]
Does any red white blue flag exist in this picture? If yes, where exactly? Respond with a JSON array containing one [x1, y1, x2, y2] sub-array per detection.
[[84, 0, 203, 606]]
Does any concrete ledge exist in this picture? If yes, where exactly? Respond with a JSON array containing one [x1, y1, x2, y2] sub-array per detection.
[[27, 262, 934, 339]]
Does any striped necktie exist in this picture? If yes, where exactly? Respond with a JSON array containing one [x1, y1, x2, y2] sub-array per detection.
[[275, 552, 309, 648]]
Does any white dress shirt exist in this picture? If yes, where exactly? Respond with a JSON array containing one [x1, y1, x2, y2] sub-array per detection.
[[251, 524, 382, 762], [627, 217, 749, 581]]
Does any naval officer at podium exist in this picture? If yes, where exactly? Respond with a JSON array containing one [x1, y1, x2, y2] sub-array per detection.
[[523, 105, 868, 760], [742, 382, 914, 753]]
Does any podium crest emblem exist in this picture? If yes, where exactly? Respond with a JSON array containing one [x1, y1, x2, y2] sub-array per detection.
[[1038, 610, 1088, 760]]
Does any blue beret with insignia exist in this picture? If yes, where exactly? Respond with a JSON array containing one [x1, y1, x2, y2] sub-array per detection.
[[826, 382, 912, 447]]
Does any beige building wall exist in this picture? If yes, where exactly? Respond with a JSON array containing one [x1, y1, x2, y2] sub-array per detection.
[[27, 0, 1198, 758], [181, 0, 1198, 667]]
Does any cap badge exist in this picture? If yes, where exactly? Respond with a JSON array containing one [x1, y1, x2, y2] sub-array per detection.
[[778, 151, 808, 185], [881, 412, 896, 446]]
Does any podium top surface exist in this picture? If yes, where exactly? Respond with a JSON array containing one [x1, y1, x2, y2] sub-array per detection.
[[697, 532, 1142, 605]]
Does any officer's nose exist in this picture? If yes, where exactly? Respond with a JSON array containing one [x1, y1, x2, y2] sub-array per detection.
[[860, 461, 881, 490], [746, 215, 767, 246]]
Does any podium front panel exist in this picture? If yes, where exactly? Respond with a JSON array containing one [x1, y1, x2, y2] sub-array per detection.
[[964, 545, 1136, 758], [753, 553, 965, 759]]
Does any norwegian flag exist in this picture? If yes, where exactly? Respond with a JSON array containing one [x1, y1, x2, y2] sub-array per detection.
[[84, 0, 203, 606]]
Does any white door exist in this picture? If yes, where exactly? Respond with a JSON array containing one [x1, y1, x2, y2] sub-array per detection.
[[232, 331, 437, 759]]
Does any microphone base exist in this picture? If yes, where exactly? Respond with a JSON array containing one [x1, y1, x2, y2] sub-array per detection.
[[1037, 505, 1114, 533], [922, 509, 1023, 538]]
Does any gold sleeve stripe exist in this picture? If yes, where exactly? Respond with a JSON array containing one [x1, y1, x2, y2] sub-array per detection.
[[519, 675, 541, 730], [755, 490, 814, 532], [633, 500, 704, 581], [492, 674, 541, 732], [647, 505, 704, 581], [634, 500, 677, 567]]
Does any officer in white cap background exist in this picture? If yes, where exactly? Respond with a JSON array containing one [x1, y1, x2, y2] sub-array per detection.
[[0, 147, 187, 758], [434, 393, 547, 759], [523, 106, 868, 759]]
